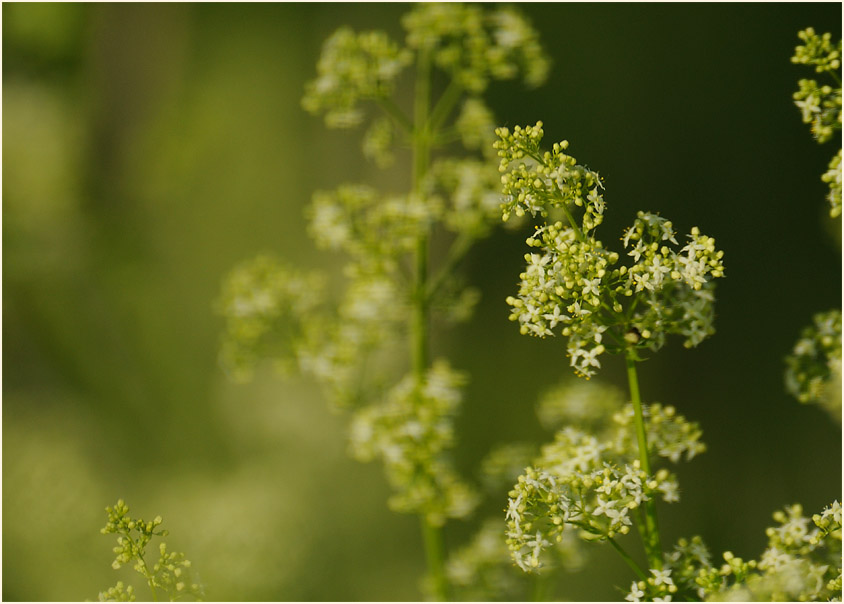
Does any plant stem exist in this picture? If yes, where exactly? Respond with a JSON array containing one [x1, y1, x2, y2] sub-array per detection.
[[531, 571, 553, 601], [624, 348, 663, 570], [608, 537, 648, 582], [410, 48, 448, 602], [421, 517, 447, 600]]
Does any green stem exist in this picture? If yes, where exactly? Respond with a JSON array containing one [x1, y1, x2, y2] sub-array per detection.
[[377, 96, 413, 133], [559, 203, 587, 243], [422, 518, 448, 601], [624, 348, 663, 570], [411, 48, 448, 602], [608, 537, 648, 582], [531, 571, 553, 601], [425, 232, 476, 301], [428, 79, 463, 133]]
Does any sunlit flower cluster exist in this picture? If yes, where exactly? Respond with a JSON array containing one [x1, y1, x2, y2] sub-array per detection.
[[496, 123, 725, 377], [505, 392, 704, 573], [99, 500, 202, 602], [695, 501, 841, 602]]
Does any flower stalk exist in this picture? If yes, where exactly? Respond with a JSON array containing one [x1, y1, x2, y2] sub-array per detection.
[[625, 349, 663, 570]]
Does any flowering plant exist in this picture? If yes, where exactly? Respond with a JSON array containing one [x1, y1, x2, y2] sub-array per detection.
[[208, 11, 841, 601]]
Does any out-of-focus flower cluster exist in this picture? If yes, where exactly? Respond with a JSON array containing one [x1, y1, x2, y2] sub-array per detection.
[[627, 501, 842, 602], [402, 4, 549, 93], [349, 360, 478, 525], [785, 309, 842, 420], [224, 4, 551, 533], [792, 28, 842, 75], [505, 380, 705, 573], [217, 256, 326, 382], [301, 28, 412, 128], [99, 500, 203, 602], [496, 122, 725, 377], [792, 28, 842, 217]]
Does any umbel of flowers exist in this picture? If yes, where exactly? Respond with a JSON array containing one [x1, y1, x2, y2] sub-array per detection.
[[495, 122, 725, 378]]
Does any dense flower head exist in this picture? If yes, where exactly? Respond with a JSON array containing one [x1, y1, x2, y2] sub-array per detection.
[[302, 28, 412, 128], [494, 122, 604, 226], [99, 500, 202, 602], [349, 360, 478, 526], [496, 123, 726, 377], [794, 77, 843, 144], [693, 501, 842, 602], [505, 461, 675, 573], [785, 309, 842, 420], [402, 4, 549, 93], [504, 380, 706, 574]]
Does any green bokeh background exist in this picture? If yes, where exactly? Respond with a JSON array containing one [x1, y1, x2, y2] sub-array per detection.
[[3, 3, 841, 601]]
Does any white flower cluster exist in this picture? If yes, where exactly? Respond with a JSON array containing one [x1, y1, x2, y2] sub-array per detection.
[[505, 460, 671, 573], [349, 360, 478, 526], [785, 309, 842, 420], [496, 123, 725, 378], [302, 27, 412, 128], [648, 501, 843, 602], [792, 28, 842, 218], [612, 403, 706, 464], [626, 568, 678, 602], [402, 4, 549, 93], [504, 379, 707, 574]]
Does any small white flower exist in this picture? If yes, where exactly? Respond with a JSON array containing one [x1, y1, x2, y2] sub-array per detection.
[[650, 568, 674, 587], [625, 581, 644, 602]]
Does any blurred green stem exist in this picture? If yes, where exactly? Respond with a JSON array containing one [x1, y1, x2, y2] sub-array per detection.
[[410, 48, 448, 601], [624, 348, 663, 570]]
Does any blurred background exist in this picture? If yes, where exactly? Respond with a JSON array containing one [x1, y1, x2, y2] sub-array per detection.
[[3, 3, 841, 601]]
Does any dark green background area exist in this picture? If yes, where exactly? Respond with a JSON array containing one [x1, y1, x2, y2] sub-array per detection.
[[3, 3, 841, 601]]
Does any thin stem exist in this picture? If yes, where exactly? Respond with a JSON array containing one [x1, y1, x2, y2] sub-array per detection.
[[559, 202, 587, 243], [377, 96, 413, 133], [608, 537, 648, 582], [411, 49, 432, 379], [624, 348, 663, 570], [425, 232, 476, 301], [421, 517, 448, 601], [531, 571, 553, 601], [410, 48, 448, 602], [126, 534, 159, 602], [428, 79, 463, 133]]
